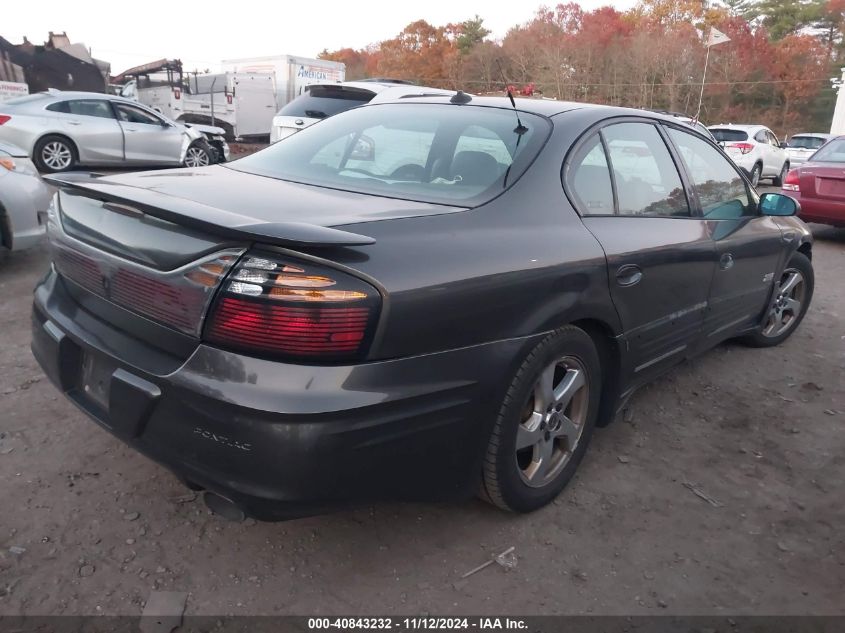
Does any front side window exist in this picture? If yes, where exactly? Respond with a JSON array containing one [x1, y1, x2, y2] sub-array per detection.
[[602, 122, 690, 217], [667, 127, 754, 220], [114, 103, 162, 125], [229, 103, 551, 207]]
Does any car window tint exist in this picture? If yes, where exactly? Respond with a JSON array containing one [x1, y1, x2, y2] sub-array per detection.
[[278, 86, 374, 118], [567, 134, 614, 215], [115, 104, 161, 125], [59, 100, 114, 119], [602, 123, 690, 217], [231, 104, 551, 206], [710, 129, 748, 143], [46, 101, 70, 114], [668, 127, 754, 220], [788, 136, 826, 149]]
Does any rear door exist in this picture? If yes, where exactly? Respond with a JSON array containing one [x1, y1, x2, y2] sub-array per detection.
[[665, 125, 785, 339], [567, 120, 717, 385], [754, 129, 775, 176], [47, 99, 124, 163], [112, 102, 184, 165]]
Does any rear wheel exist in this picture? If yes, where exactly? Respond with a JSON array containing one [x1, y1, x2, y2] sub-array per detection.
[[481, 326, 601, 512], [33, 135, 77, 173], [748, 163, 762, 187], [772, 161, 789, 187], [741, 251, 813, 348]]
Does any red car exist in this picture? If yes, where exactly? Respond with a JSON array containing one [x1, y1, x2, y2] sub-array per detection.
[[783, 135, 845, 227]]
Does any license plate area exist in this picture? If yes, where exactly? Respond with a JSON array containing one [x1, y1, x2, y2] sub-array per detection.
[[79, 352, 117, 412]]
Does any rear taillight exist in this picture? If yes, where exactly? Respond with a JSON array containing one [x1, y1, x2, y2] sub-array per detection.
[[0, 115, 11, 126], [728, 142, 754, 154], [204, 253, 381, 361], [782, 169, 800, 192]]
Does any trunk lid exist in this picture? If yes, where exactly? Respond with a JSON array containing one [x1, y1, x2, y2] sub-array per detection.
[[45, 167, 462, 341], [795, 162, 845, 200]]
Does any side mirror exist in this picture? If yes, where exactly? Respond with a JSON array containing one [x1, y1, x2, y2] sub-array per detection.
[[350, 135, 375, 161], [760, 192, 800, 217], [779, 141, 788, 149]]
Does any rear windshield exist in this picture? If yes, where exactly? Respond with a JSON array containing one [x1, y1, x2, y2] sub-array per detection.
[[709, 128, 749, 142], [277, 86, 375, 119], [807, 138, 845, 162], [230, 103, 551, 207], [788, 135, 827, 149]]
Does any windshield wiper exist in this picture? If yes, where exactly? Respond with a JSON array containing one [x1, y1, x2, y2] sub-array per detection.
[[304, 110, 328, 119]]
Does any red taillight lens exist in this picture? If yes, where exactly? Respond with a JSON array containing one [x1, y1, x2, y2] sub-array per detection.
[[0, 115, 11, 126], [204, 253, 380, 361], [727, 142, 754, 154], [783, 169, 800, 192]]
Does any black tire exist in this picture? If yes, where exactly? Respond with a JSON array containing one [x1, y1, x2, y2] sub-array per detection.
[[748, 163, 762, 188], [481, 325, 602, 513], [33, 135, 77, 173], [183, 140, 212, 168], [772, 162, 789, 187], [741, 251, 813, 348]]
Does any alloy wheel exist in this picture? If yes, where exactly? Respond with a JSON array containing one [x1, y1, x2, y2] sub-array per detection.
[[184, 146, 210, 167], [515, 356, 589, 488], [42, 142, 72, 170], [762, 267, 805, 338]]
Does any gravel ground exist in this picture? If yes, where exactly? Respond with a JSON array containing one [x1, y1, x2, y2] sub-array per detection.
[[0, 221, 843, 617]]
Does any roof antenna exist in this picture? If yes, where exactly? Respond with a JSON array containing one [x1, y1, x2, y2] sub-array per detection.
[[497, 59, 528, 135]]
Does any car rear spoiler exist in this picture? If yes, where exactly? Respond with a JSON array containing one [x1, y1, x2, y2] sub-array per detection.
[[44, 173, 376, 247]]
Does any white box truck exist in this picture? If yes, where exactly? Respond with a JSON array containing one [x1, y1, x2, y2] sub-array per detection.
[[221, 55, 346, 112]]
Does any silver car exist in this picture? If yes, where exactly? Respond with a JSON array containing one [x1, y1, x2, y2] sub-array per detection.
[[0, 90, 224, 173], [0, 141, 50, 251], [784, 132, 833, 165]]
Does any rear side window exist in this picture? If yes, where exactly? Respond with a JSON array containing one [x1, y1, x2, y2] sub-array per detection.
[[278, 86, 374, 119], [48, 99, 114, 119], [566, 134, 614, 215], [809, 138, 845, 162], [710, 128, 748, 143], [603, 123, 690, 217]]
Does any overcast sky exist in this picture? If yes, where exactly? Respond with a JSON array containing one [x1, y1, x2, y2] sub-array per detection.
[[5, 0, 638, 75]]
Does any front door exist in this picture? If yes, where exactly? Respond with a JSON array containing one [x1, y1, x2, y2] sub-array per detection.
[[567, 121, 717, 385], [665, 126, 786, 341], [112, 102, 185, 165]]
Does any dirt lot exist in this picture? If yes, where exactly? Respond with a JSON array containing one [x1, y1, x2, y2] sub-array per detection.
[[0, 221, 843, 617]]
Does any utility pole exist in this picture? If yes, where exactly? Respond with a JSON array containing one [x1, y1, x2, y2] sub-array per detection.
[[830, 68, 845, 135]]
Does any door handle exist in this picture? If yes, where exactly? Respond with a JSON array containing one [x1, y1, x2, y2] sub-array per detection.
[[720, 253, 734, 270], [124, 128, 137, 132], [615, 264, 643, 287], [67, 120, 82, 125]]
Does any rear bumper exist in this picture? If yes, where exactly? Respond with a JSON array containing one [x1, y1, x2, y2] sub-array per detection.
[[0, 170, 51, 251], [790, 191, 845, 227], [32, 270, 533, 520]]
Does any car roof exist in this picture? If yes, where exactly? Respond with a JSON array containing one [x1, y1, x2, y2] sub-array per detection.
[[791, 132, 832, 138]]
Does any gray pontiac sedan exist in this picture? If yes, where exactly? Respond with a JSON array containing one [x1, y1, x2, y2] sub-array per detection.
[[32, 95, 814, 520]]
